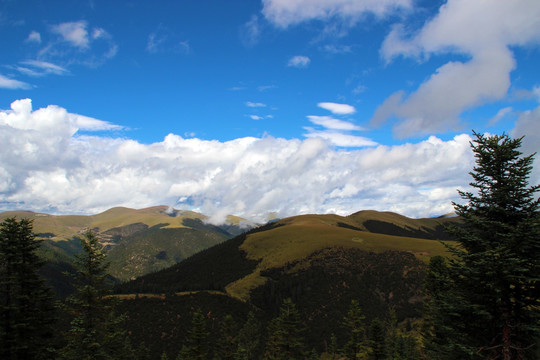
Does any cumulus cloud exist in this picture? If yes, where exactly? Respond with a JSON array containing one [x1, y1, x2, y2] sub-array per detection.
[[287, 55, 310, 68], [374, 0, 540, 137], [262, 0, 412, 28], [2, 99, 499, 222], [318, 102, 356, 115]]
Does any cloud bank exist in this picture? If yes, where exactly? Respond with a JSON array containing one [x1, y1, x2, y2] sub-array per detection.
[[0, 98, 498, 223]]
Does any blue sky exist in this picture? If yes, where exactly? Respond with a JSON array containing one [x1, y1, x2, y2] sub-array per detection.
[[1, 0, 540, 223]]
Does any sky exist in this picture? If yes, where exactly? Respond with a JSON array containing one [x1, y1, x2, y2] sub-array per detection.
[[1, 0, 540, 224]]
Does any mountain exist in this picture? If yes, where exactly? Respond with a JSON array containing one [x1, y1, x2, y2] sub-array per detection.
[[0, 206, 255, 291], [115, 210, 461, 357], [119, 210, 459, 298]]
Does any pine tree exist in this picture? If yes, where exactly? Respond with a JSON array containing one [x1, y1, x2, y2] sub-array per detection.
[[341, 300, 371, 360], [0, 217, 57, 360], [60, 230, 133, 360], [264, 298, 305, 360], [426, 132, 540, 359]]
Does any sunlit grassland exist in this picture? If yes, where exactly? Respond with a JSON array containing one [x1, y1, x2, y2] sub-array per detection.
[[226, 215, 453, 301], [0, 206, 213, 241]]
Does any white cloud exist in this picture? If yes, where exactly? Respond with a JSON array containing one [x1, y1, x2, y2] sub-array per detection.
[[51, 21, 89, 49], [488, 107, 513, 126], [36, 21, 117, 67], [146, 32, 164, 53], [241, 15, 262, 47], [147, 26, 190, 54], [375, 0, 540, 137], [307, 115, 362, 131], [16, 60, 69, 77], [303, 128, 377, 147], [262, 0, 412, 28], [258, 84, 278, 92], [0, 74, 31, 89], [511, 105, 540, 183], [26, 31, 41, 43], [1, 99, 494, 222], [287, 55, 311, 68], [92, 27, 108, 40], [246, 101, 267, 108], [322, 44, 352, 54], [318, 102, 356, 115]]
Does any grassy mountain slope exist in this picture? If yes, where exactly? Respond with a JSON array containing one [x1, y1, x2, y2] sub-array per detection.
[[1, 206, 255, 288], [227, 212, 458, 299], [119, 210, 459, 300], [0, 206, 254, 241]]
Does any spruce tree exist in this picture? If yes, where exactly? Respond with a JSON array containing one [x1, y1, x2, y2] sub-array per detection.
[[214, 314, 238, 360], [369, 318, 387, 360], [61, 230, 132, 360], [328, 333, 339, 359], [0, 217, 57, 360], [236, 311, 261, 360], [178, 308, 210, 360], [426, 132, 540, 359], [264, 298, 305, 360], [341, 300, 371, 360]]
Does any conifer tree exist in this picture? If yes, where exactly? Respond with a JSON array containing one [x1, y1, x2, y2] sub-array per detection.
[[61, 230, 132, 360], [0, 217, 57, 360], [264, 298, 305, 360], [341, 300, 371, 360], [177, 308, 210, 360], [236, 311, 261, 360], [328, 333, 339, 359], [426, 132, 540, 359], [214, 314, 238, 360], [369, 318, 387, 360]]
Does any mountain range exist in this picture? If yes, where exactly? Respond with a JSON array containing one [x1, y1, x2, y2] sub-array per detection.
[[1, 206, 461, 357]]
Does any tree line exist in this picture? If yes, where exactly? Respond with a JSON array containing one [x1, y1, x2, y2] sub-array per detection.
[[1, 132, 539, 359]]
